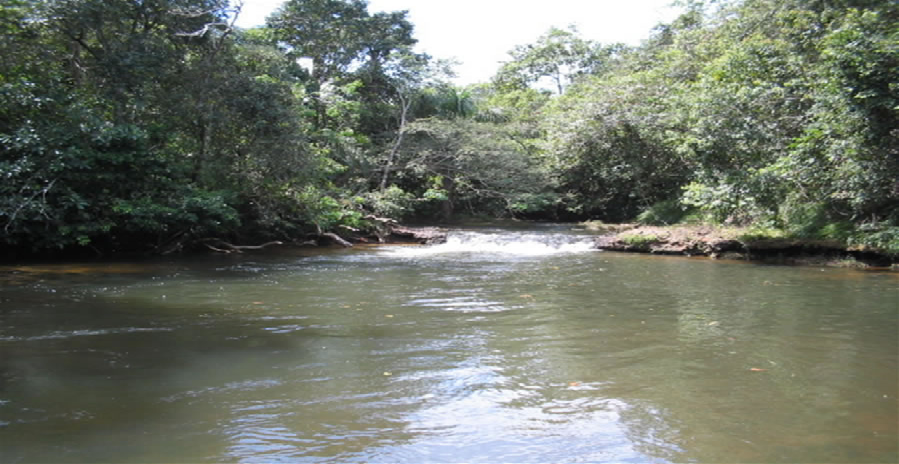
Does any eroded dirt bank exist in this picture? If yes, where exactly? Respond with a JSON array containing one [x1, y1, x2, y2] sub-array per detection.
[[590, 224, 897, 269]]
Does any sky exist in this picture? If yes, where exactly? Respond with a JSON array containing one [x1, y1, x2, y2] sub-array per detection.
[[233, 0, 682, 85]]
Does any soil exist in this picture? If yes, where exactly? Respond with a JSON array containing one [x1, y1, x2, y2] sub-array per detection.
[[592, 224, 897, 269]]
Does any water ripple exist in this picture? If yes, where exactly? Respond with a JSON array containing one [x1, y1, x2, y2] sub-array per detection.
[[0, 327, 173, 342]]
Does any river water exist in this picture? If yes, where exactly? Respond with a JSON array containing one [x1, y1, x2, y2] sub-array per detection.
[[1, 225, 897, 463]]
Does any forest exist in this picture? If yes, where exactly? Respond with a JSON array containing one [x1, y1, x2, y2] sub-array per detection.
[[1, 0, 897, 257]]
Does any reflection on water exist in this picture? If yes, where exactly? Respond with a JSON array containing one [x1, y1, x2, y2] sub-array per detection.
[[1, 227, 897, 463]]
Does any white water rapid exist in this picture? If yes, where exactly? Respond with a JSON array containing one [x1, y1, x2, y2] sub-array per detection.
[[382, 229, 597, 258]]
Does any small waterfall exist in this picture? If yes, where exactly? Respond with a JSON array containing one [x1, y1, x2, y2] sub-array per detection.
[[383, 230, 596, 258]]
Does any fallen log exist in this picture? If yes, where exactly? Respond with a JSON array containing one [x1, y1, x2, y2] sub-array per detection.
[[199, 238, 283, 253], [230, 241, 284, 250], [362, 215, 400, 243], [321, 232, 353, 248], [156, 230, 188, 255], [364, 214, 398, 225], [387, 225, 447, 244]]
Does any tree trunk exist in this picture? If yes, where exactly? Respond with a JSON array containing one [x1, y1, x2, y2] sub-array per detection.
[[441, 175, 454, 221], [380, 92, 410, 192], [311, 57, 328, 130], [321, 232, 353, 247]]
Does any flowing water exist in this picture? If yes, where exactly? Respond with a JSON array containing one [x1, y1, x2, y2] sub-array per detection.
[[1, 225, 897, 463]]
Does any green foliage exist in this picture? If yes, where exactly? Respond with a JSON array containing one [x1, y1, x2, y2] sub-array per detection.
[[851, 227, 899, 256], [415, 85, 478, 119], [681, 180, 771, 225], [0, 0, 341, 255], [494, 26, 621, 94], [0, 98, 240, 251], [619, 233, 661, 248], [778, 198, 832, 238], [264, 184, 362, 234], [267, 0, 415, 85], [736, 226, 785, 243], [508, 192, 561, 215], [112, 189, 240, 236], [398, 117, 554, 218], [543, 72, 690, 221], [363, 185, 415, 219], [637, 199, 691, 226], [538, 0, 897, 240], [816, 221, 856, 242], [2, 0, 897, 258], [422, 187, 449, 202]]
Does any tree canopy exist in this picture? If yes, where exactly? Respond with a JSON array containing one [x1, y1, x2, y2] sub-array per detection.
[[2, 0, 897, 257]]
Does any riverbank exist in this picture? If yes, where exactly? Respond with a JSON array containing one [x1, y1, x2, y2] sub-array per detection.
[[587, 223, 898, 269]]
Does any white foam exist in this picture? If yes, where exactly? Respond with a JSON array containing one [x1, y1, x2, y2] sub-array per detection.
[[383, 231, 595, 258]]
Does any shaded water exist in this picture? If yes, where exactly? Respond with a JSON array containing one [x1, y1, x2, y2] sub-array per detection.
[[1, 225, 897, 463]]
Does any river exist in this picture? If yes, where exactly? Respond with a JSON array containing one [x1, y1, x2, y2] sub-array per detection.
[[1, 224, 897, 463]]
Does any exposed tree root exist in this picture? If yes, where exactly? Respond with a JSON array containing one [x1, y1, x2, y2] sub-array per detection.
[[321, 232, 353, 248], [199, 238, 284, 253]]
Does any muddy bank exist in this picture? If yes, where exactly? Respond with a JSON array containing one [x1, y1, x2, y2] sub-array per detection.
[[592, 225, 897, 269]]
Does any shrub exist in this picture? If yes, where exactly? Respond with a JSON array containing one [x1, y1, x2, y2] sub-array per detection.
[[363, 185, 415, 219], [851, 227, 899, 255], [779, 198, 831, 238], [637, 199, 690, 225], [619, 233, 661, 248]]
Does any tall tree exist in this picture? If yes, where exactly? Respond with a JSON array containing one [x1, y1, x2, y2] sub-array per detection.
[[267, 0, 415, 85], [494, 26, 621, 95]]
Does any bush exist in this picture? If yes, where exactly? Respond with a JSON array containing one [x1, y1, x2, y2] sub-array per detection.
[[779, 198, 831, 238], [816, 221, 855, 242], [363, 185, 415, 219], [637, 199, 690, 225], [619, 233, 661, 248], [851, 227, 899, 255]]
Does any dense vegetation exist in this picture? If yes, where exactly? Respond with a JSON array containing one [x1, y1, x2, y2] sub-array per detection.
[[1, 0, 897, 257]]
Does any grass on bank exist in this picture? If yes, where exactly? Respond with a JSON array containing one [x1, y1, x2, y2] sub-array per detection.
[[581, 216, 899, 258], [631, 198, 899, 256]]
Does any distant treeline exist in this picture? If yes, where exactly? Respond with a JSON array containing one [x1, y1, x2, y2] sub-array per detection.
[[1, 0, 896, 257]]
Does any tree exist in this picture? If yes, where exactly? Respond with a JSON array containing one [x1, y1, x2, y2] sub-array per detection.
[[1, 0, 334, 255], [542, 72, 690, 221], [267, 0, 415, 86], [494, 26, 621, 95], [393, 117, 553, 219]]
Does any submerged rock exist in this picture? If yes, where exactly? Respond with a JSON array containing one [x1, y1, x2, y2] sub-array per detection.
[[387, 225, 447, 244]]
